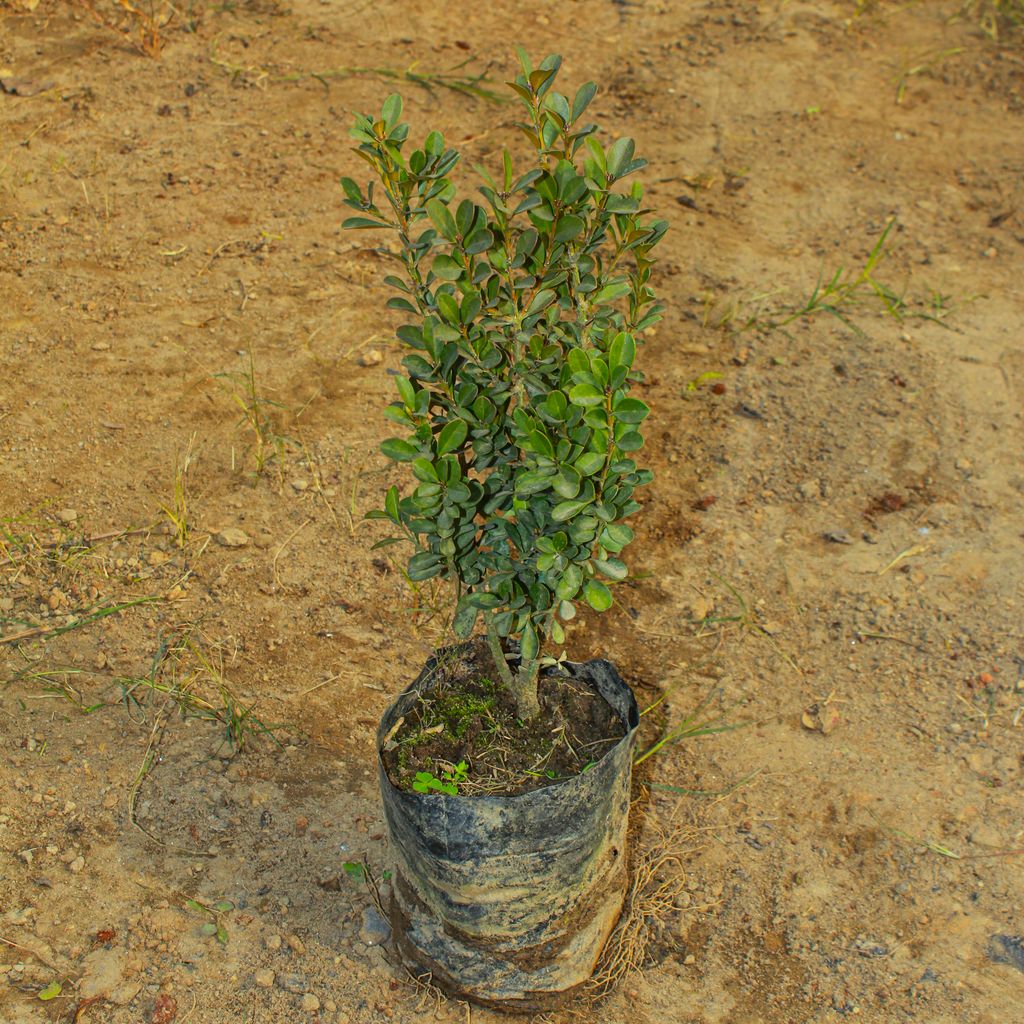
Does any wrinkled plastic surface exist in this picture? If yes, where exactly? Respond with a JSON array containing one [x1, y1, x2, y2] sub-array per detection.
[[377, 650, 639, 1010]]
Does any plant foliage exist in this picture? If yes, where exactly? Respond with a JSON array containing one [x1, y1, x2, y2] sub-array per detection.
[[343, 52, 667, 717]]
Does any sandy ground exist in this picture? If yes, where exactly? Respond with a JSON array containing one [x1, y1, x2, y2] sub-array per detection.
[[1, 1, 1023, 1022]]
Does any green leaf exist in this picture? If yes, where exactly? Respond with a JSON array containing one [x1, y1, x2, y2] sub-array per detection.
[[199, 921, 218, 936], [341, 216, 390, 230], [216, 924, 229, 945], [583, 579, 613, 611], [426, 199, 457, 240], [593, 280, 631, 304], [385, 485, 401, 523], [525, 288, 557, 317], [186, 899, 207, 914], [431, 254, 464, 280], [452, 597, 479, 637], [569, 384, 604, 407], [601, 523, 635, 550], [574, 452, 605, 476], [552, 498, 590, 522], [516, 468, 555, 494], [340, 177, 363, 203], [408, 551, 443, 581], [528, 430, 554, 458], [520, 622, 539, 664], [381, 92, 403, 128], [552, 466, 581, 499], [381, 438, 418, 462], [572, 82, 597, 121], [213, 900, 235, 913], [411, 457, 439, 482], [342, 861, 366, 881], [545, 390, 568, 419], [436, 292, 460, 324], [38, 982, 62, 1001], [613, 398, 650, 423], [553, 214, 584, 243], [615, 430, 644, 451], [402, 354, 434, 377], [593, 557, 628, 581], [568, 348, 590, 375], [556, 564, 583, 600], [608, 332, 636, 372], [437, 418, 468, 455], [606, 136, 636, 178]]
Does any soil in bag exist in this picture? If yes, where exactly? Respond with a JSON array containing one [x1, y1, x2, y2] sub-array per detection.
[[380, 637, 626, 797]]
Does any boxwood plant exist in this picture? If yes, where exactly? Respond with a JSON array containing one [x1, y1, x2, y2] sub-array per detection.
[[344, 52, 667, 719]]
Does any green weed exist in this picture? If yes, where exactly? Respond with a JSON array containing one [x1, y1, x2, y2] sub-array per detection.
[[185, 897, 235, 944], [216, 349, 289, 478], [634, 688, 746, 766], [719, 220, 957, 338], [412, 761, 469, 795], [157, 435, 196, 548], [209, 44, 505, 101]]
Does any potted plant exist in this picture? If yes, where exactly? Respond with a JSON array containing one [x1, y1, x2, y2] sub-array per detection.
[[342, 51, 667, 1009]]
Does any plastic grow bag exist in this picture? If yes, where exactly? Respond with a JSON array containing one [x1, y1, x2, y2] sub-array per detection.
[[376, 649, 639, 1010]]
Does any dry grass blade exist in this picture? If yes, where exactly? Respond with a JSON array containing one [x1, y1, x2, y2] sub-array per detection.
[[0, 596, 162, 647], [73, 0, 175, 57]]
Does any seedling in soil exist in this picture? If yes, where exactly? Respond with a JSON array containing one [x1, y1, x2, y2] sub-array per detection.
[[715, 220, 956, 338], [342, 861, 366, 882], [412, 760, 469, 795], [186, 897, 234, 944], [345, 51, 667, 720], [216, 349, 290, 478], [156, 435, 196, 548]]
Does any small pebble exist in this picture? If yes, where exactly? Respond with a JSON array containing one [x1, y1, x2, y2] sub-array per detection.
[[216, 528, 249, 548], [275, 972, 307, 994], [358, 349, 383, 367], [265, 933, 282, 951], [287, 933, 306, 955], [57, 509, 79, 524], [254, 968, 275, 988], [69, 856, 86, 874], [301, 994, 320, 1013], [359, 907, 391, 947]]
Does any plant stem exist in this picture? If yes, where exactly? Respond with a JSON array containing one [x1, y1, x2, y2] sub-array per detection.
[[484, 614, 514, 688], [512, 661, 542, 721], [484, 614, 541, 720]]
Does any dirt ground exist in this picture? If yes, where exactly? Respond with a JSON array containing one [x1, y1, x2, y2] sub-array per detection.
[[2, 1, 1023, 1022]]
